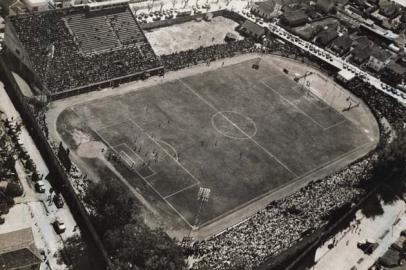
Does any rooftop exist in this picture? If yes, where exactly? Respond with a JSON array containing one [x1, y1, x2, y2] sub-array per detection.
[[239, 20, 266, 37], [0, 228, 35, 253], [316, 0, 335, 13], [0, 228, 42, 270], [281, 9, 308, 26], [254, 0, 276, 14], [330, 34, 353, 53], [315, 29, 338, 46], [338, 69, 356, 81]]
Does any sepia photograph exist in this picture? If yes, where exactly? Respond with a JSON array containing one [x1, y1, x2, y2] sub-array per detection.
[[0, 0, 406, 269]]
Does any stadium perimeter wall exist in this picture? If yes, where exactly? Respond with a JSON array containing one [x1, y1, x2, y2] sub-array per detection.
[[48, 65, 164, 101], [0, 55, 110, 270]]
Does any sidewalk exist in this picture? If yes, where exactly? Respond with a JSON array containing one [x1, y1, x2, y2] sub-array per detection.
[[0, 83, 80, 270], [313, 198, 406, 270]]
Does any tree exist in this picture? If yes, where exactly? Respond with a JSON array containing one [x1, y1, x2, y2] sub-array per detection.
[[104, 225, 186, 270], [4, 156, 15, 171], [85, 180, 139, 233], [5, 182, 23, 198], [32, 171, 40, 182], [85, 179, 186, 270]]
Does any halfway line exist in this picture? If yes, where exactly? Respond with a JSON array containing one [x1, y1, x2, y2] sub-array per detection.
[[178, 79, 298, 178]]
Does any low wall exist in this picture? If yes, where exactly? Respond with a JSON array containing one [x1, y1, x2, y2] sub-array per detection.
[[48, 66, 164, 101]]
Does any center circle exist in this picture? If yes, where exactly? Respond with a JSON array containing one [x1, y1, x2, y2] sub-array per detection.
[[211, 111, 257, 140]]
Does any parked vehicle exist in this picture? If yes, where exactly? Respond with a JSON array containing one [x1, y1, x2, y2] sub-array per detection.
[[53, 194, 64, 208], [35, 181, 45, 193], [53, 219, 66, 234]]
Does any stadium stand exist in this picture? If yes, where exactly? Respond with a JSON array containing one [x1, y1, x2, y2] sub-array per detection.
[[5, 4, 162, 96]]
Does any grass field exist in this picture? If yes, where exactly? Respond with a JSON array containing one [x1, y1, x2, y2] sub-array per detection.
[[57, 57, 373, 228]]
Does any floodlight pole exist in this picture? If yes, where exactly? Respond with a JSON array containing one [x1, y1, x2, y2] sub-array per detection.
[[187, 187, 210, 238]]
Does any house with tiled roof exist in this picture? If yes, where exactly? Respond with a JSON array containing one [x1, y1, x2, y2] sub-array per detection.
[[238, 20, 266, 40], [0, 228, 42, 270], [330, 34, 353, 56]]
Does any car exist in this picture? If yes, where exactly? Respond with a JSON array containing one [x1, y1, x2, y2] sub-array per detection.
[[53, 194, 64, 208], [357, 240, 378, 255], [53, 219, 66, 234], [35, 181, 45, 193]]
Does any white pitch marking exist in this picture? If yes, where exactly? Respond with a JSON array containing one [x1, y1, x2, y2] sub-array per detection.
[[261, 81, 325, 129], [323, 120, 347, 131], [94, 129, 194, 228], [179, 79, 298, 178], [128, 119, 201, 185], [164, 183, 198, 199], [118, 143, 157, 178]]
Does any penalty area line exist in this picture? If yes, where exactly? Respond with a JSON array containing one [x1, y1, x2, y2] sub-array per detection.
[[128, 118, 201, 185], [164, 183, 198, 199], [94, 129, 194, 228], [261, 81, 325, 130]]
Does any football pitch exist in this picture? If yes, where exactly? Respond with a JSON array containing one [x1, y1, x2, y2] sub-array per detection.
[[59, 58, 374, 228]]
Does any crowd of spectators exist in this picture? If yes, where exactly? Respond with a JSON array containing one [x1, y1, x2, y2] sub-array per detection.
[[18, 10, 406, 269], [173, 39, 406, 270], [161, 36, 307, 73], [190, 155, 376, 270], [10, 10, 161, 93], [162, 39, 257, 71], [188, 64, 406, 270], [47, 140, 90, 201]]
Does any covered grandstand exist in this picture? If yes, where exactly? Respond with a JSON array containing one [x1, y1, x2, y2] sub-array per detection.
[[4, 2, 163, 98]]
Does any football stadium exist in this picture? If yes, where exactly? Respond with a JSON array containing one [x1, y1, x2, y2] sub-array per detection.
[[2, 1, 382, 269], [56, 56, 377, 228]]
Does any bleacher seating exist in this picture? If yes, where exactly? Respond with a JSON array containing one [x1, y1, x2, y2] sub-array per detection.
[[9, 6, 161, 94]]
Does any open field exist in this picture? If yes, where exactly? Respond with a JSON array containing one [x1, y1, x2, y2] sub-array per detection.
[[55, 56, 378, 231], [144, 16, 243, 55]]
